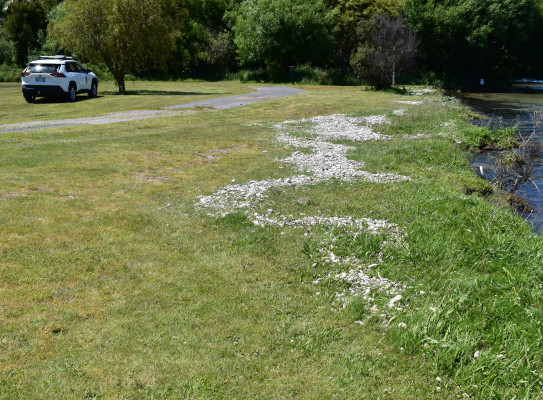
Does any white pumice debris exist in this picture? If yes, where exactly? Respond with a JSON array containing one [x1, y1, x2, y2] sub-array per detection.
[[310, 243, 406, 320], [402, 133, 432, 140], [396, 100, 424, 105], [197, 175, 318, 217], [197, 113, 410, 216], [277, 114, 391, 143], [410, 88, 435, 96], [388, 294, 403, 309], [195, 112, 408, 322], [327, 265, 406, 312], [275, 115, 409, 182], [280, 142, 405, 182], [393, 109, 406, 116], [250, 213, 400, 236]]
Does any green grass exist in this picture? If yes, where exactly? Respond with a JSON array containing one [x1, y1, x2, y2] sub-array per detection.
[[1, 82, 541, 399]]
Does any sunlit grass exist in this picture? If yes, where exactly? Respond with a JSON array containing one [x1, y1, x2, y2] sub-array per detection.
[[1, 82, 540, 399]]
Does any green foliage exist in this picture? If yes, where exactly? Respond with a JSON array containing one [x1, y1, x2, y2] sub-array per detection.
[[52, 0, 186, 93], [0, 62, 18, 81], [324, 0, 404, 71], [403, 0, 543, 89], [40, 1, 68, 57], [0, 24, 15, 64], [232, 0, 336, 75], [3, 0, 47, 66], [227, 65, 360, 85], [170, 0, 241, 75], [2, 0, 543, 86]]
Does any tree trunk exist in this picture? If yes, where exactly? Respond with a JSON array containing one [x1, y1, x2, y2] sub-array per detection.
[[117, 77, 126, 95], [111, 71, 126, 94], [102, 56, 126, 95]]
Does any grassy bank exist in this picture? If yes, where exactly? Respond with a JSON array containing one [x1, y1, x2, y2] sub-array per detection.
[[1, 82, 542, 399]]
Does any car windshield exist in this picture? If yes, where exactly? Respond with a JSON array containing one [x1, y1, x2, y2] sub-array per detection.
[[28, 64, 59, 73]]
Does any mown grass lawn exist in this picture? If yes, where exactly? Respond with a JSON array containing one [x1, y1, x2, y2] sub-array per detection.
[[1, 82, 542, 399]]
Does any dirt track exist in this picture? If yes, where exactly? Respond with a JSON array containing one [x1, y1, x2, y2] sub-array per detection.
[[0, 86, 305, 133]]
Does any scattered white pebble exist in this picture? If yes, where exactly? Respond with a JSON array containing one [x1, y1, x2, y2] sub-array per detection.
[[396, 100, 423, 105], [194, 112, 411, 326], [388, 295, 402, 309]]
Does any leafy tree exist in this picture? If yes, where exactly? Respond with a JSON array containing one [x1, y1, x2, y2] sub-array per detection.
[[404, 0, 543, 89], [175, 0, 238, 75], [40, 1, 68, 56], [324, 0, 404, 73], [351, 14, 418, 89], [0, 24, 15, 64], [232, 0, 336, 79], [4, 0, 47, 66], [52, 0, 186, 94]]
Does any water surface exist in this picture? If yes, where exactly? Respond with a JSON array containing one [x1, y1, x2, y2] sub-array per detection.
[[458, 86, 543, 232]]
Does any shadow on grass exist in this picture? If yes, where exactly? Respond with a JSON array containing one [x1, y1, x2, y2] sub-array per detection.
[[30, 95, 103, 104], [100, 90, 222, 96]]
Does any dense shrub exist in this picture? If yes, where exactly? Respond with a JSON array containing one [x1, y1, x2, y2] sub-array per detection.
[[0, 64, 20, 82]]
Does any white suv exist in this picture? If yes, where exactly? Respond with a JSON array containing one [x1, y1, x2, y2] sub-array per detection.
[[21, 55, 98, 102]]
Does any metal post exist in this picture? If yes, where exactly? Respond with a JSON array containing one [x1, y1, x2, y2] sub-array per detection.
[[392, 46, 396, 87]]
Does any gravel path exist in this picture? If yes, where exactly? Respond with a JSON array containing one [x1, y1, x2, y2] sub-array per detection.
[[164, 85, 305, 110], [0, 86, 305, 133]]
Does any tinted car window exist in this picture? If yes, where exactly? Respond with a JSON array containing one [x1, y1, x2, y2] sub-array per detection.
[[65, 62, 75, 72], [29, 64, 59, 73]]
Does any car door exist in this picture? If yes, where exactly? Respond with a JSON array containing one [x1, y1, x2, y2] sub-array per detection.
[[75, 62, 91, 90], [65, 62, 85, 91]]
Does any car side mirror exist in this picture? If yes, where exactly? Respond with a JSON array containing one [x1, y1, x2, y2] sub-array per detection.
[[86, 68, 92, 73]]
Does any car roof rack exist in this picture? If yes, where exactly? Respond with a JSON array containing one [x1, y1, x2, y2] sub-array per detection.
[[38, 55, 75, 60]]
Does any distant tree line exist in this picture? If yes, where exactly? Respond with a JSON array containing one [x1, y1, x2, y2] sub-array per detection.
[[1, 0, 543, 91]]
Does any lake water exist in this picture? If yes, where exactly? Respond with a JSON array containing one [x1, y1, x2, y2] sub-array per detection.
[[458, 85, 543, 233]]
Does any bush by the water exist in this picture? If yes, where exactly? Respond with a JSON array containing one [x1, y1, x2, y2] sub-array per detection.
[[226, 66, 361, 85]]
